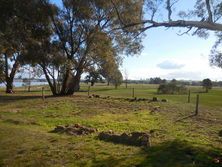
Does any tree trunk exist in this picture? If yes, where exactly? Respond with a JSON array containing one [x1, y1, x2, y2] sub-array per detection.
[[125, 80, 128, 88], [28, 83, 31, 92], [41, 65, 58, 96], [6, 78, 13, 93], [60, 68, 82, 96], [4, 53, 20, 93]]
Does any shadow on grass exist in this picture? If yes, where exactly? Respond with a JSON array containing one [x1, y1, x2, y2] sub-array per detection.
[[90, 88, 116, 92], [139, 140, 222, 167], [0, 95, 55, 103], [175, 114, 197, 122], [94, 140, 222, 167]]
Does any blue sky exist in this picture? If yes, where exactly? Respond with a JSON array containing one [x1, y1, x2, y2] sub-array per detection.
[[121, 27, 222, 81], [51, 0, 222, 81]]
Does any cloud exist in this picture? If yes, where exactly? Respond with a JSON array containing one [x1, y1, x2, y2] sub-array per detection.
[[157, 60, 185, 70], [164, 71, 202, 80]]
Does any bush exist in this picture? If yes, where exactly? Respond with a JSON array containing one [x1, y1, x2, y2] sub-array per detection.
[[157, 83, 187, 94]]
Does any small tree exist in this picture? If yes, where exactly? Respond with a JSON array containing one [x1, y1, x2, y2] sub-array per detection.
[[202, 78, 212, 93], [124, 69, 129, 88], [85, 70, 102, 86], [158, 81, 187, 94], [111, 69, 123, 89]]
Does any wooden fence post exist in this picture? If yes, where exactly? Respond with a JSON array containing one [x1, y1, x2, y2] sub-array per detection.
[[88, 86, 90, 96], [132, 88, 135, 98], [195, 94, 199, 115], [42, 87, 45, 100], [188, 90, 191, 103]]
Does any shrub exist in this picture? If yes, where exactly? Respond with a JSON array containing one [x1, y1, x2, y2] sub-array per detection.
[[157, 83, 187, 94]]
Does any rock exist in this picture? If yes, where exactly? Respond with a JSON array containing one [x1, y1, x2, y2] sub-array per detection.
[[152, 97, 158, 102], [161, 99, 167, 102], [219, 130, 222, 137], [74, 123, 81, 128], [52, 125, 66, 133], [108, 130, 113, 134], [92, 94, 100, 98]]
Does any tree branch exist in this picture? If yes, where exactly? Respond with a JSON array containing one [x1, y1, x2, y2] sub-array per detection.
[[119, 19, 222, 32], [166, 0, 172, 21], [205, 0, 213, 22], [177, 27, 193, 36]]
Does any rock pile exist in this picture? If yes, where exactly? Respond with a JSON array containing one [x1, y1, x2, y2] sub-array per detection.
[[98, 131, 150, 147], [51, 124, 97, 136]]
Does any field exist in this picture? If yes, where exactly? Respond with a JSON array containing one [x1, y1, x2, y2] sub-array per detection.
[[0, 84, 222, 167]]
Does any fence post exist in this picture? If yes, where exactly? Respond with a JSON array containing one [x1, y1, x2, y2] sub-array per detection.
[[132, 88, 135, 98], [88, 86, 90, 96], [42, 87, 45, 101], [195, 94, 199, 115], [188, 90, 191, 103]]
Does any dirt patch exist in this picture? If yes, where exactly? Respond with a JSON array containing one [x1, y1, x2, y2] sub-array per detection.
[[98, 131, 150, 147], [51, 124, 97, 136], [149, 106, 161, 113]]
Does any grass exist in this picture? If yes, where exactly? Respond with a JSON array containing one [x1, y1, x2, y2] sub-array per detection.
[[0, 84, 222, 166]]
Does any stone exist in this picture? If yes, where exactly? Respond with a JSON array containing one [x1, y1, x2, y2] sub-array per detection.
[[92, 94, 100, 98], [161, 99, 167, 102], [152, 97, 158, 102]]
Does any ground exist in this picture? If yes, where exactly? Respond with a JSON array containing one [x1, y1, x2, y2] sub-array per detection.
[[0, 84, 222, 167]]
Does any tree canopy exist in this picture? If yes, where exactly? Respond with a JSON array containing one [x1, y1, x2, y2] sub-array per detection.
[[0, 0, 51, 93], [202, 78, 212, 92], [0, 0, 144, 95], [28, 0, 144, 95]]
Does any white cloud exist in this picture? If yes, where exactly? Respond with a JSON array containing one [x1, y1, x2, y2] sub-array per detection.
[[157, 60, 185, 69], [123, 53, 222, 81]]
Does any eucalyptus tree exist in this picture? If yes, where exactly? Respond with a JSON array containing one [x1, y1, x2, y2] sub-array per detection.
[[0, 0, 51, 93], [37, 0, 144, 96]]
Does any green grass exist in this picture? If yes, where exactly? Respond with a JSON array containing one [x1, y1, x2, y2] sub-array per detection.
[[0, 84, 222, 166]]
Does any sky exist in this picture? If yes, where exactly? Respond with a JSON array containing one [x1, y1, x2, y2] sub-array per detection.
[[51, 0, 222, 81], [120, 27, 222, 81]]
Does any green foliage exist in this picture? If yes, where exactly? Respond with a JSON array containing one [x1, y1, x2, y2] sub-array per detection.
[[110, 69, 123, 89], [85, 70, 103, 86], [149, 77, 166, 84], [157, 82, 188, 94], [202, 78, 213, 93], [52, 0, 143, 95]]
